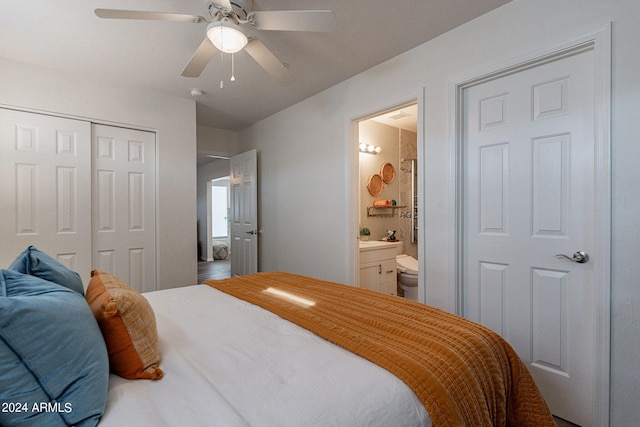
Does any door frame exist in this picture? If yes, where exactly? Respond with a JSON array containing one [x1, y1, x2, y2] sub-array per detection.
[[448, 25, 611, 425], [206, 176, 231, 262], [348, 90, 426, 297]]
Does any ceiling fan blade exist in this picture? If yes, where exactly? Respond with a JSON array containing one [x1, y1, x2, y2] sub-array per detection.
[[244, 39, 295, 86], [250, 10, 337, 32], [95, 9, 205, 23], [181, 38, 219, 77]]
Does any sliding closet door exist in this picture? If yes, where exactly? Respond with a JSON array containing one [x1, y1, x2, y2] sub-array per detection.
[[0, 108, 92, 279], [92, 124, 156, 292]]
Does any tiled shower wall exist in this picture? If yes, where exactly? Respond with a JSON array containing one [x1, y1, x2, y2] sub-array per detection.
[[399, 129, 418, 259]]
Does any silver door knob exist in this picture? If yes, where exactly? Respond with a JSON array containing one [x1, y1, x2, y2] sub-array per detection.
[[555, 251, 590, 263], [245, 230, 257, 235]]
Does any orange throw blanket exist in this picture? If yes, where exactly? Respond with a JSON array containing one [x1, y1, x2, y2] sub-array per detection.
[[205, 272, 554, 427]]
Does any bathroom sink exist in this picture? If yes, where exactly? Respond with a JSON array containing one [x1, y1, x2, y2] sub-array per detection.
[[359, 240, 402, 250]]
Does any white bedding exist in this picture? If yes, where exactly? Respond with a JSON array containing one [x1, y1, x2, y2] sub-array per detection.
[[99, 284, 431, 426]]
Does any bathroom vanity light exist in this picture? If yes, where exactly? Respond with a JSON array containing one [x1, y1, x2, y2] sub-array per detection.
[[359, 142, 382, 154]]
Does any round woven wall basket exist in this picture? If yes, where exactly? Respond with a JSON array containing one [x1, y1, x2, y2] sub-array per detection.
[[367, 173, 384, 196], [381, 162, 396, 184]]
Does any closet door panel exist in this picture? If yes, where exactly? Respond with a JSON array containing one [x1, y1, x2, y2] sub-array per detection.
[[92, 124, 156, 292], [0, 108, 92, 282]]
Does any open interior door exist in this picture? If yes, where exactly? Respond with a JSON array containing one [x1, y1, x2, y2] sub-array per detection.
[[229, 149, 258, 276]]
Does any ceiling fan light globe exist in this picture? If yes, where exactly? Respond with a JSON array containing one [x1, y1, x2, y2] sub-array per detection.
[[207, 22, 248, 53]]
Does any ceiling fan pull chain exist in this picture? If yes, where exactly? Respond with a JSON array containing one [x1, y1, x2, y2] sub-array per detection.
[[220, 48, 225, 89], [231, 53, 236, 82]]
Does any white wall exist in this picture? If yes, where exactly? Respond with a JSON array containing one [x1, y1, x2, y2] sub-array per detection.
[[240, 97, 351, 281], [0, 57, 198, 289], [359, 120, 401, 241], [238, 0, 640, 424], [197, 125, 241, 156]]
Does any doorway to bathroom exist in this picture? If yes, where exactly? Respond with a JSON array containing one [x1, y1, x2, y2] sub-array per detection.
[[354, 100, 420, 300]]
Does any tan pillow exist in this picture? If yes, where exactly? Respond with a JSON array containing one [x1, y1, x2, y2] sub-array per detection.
[[85, 269, 163, 380]]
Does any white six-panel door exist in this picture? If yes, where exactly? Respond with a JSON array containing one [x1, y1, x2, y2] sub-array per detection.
[[0, 109, 92, 280], [0, 109, 156, 292], [230, 149, 257, 276], [462, 49, 596, 426], [92, 124, 156, 292]]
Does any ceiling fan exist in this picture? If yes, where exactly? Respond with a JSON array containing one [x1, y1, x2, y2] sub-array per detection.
[[95, 0, 337, 85]]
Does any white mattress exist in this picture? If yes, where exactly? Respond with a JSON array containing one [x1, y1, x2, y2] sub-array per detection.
[[99, 284, 431, 426]]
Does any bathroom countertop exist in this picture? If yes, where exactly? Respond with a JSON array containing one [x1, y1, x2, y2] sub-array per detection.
[[358, 240, 403, 251]]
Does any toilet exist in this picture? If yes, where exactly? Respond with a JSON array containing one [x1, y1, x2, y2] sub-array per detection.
[[396, 254, 419, 301]]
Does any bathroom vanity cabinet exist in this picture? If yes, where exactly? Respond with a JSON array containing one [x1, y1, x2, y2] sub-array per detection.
[[358, 241, 402, 296]]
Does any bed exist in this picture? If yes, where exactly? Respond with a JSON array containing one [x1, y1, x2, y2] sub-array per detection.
[[101, 272, 554, 426], [1, 252, 555, 427], [100, 279, 431, 426]]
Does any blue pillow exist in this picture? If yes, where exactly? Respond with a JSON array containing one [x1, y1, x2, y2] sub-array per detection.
[[8, 246, 85, 295], [0, 269, 109, 427]]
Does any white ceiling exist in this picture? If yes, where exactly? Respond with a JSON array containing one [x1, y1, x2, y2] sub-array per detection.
[[371, 104, 418, 133], [0, 0, 510, 131]]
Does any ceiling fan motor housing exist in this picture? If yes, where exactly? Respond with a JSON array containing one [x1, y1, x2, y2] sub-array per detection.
[[208, 0, 253, 20]]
